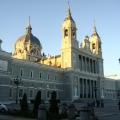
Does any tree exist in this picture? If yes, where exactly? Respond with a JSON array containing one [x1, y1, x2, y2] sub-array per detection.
[[49, 91, 60, 114], [20, 93, 28, 112], [34, 90, 41, 111]]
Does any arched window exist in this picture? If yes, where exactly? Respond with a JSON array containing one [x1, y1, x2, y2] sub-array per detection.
[[30, 48, 36, 54], [72, 30, 75, 37], [92, 43, 95, 49], [64, 29, 68, 36]]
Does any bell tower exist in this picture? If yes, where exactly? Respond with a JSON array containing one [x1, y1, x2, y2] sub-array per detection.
[[61, 3, 79, 68], [90, 21, 102, 58], [90, 21, 103, 75]]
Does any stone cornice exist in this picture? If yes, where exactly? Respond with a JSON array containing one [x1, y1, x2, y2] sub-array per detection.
[[11, 77, 64, 85], [11, 58, 63, 72], [63, 67, 104, 78], [79, 48, 99, 58]]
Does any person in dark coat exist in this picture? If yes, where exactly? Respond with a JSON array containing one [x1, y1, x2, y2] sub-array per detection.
[[118, 100, 120, 111], [93, 100, 95, 107], [96, 99, 99, 107], [101, 99, 104, 107]]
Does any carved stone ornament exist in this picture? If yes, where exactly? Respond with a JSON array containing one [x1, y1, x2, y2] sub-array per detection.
[[0, 60, 8, 71], [73, 77, 78, 86]]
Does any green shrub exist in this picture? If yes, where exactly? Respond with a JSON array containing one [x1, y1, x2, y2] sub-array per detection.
[[49, 91, 60, 114], [20, 93, 28, 112], [34, 90, 41, 111]]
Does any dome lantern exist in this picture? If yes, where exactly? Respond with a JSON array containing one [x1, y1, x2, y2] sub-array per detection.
[[26, 17, 32, 34]]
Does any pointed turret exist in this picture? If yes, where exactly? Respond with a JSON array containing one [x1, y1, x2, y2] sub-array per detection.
[[26, 17, 32, 34], [91, 20, 99, 37], [90, 20, 102, 57], [64, 2, 75, 22]]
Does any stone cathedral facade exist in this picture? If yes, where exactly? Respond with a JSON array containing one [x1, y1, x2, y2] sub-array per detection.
[[0, 5, 120, 103]]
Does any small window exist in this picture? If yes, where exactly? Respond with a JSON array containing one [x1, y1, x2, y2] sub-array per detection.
[[19, 89, 23, 98], [39, 73, 41, 79], [9, 88, 12, 97], [72, 30, 75, 37], [47, 74, 49, 80], [30, 71, 33, 78], [20, 70, 23, 76], [29, 89, 33, 98]]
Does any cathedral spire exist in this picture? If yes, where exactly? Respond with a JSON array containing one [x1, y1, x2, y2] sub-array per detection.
[[64, 2, 74, 22], [26, 16, 32, 34], [28, 16, 31, 27], [91, 20, 99, 37], [68, 1, 70, 13]]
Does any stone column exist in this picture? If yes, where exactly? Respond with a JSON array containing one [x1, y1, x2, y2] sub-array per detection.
[[93, 80, 95, 98], [92, 60, 93, 73], [95, 61, 97, 73], [86, 79, 88, 98], [88, 58, 90, 72], [85, 57, 87, 72], [82, 56, 85, 71], [38, 104, 46, 120], [89, 80, 92, 98], [80, 106, 90, 120], [89, 59, 91, 73], [82, 78, 84, 98], [81, 55, 83, 70], [68, 103, 75, 120], [78, 78, 80, 98], [62, 103, 67, 113]]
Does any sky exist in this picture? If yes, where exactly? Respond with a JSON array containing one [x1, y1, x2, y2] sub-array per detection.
[[0, 0, 120, 79]]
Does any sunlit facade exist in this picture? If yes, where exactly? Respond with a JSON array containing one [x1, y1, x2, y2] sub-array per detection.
[[0, 5, 120, 103]]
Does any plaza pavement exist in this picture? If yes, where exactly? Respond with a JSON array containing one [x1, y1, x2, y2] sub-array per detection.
[[0, 100, 120, 120]]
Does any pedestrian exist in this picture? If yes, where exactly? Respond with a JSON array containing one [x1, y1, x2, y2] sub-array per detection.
[[98, 99, 100, 107], [93, 100, 95, 107], [96, 99, 99, 107], [118, 100, 120, 111], [101, 99, 104, 107], [86, 100, 90, 106]]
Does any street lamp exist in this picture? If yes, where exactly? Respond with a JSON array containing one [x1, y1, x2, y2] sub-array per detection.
[[14, 76, 21, 104]]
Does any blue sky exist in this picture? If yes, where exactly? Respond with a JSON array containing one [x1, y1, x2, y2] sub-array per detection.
[[0, 0, 120, 79]]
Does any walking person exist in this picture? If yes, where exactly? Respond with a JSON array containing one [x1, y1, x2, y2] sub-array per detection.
[[118, 100, 120, 111]]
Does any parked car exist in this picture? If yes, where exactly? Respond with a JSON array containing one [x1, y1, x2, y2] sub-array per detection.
[[0, 102, 8, 113]]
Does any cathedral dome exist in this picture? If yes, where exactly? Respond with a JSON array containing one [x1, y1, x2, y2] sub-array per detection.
[[16, 33, 41, 46], [12, 18, 43, 61], [15, 18, 41, 47]]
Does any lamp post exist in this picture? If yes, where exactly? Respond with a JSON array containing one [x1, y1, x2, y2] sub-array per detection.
[[14, 76, 21, 104]]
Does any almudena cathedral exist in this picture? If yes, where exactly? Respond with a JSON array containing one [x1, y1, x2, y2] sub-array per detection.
[[0, 5, 120, 103]]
